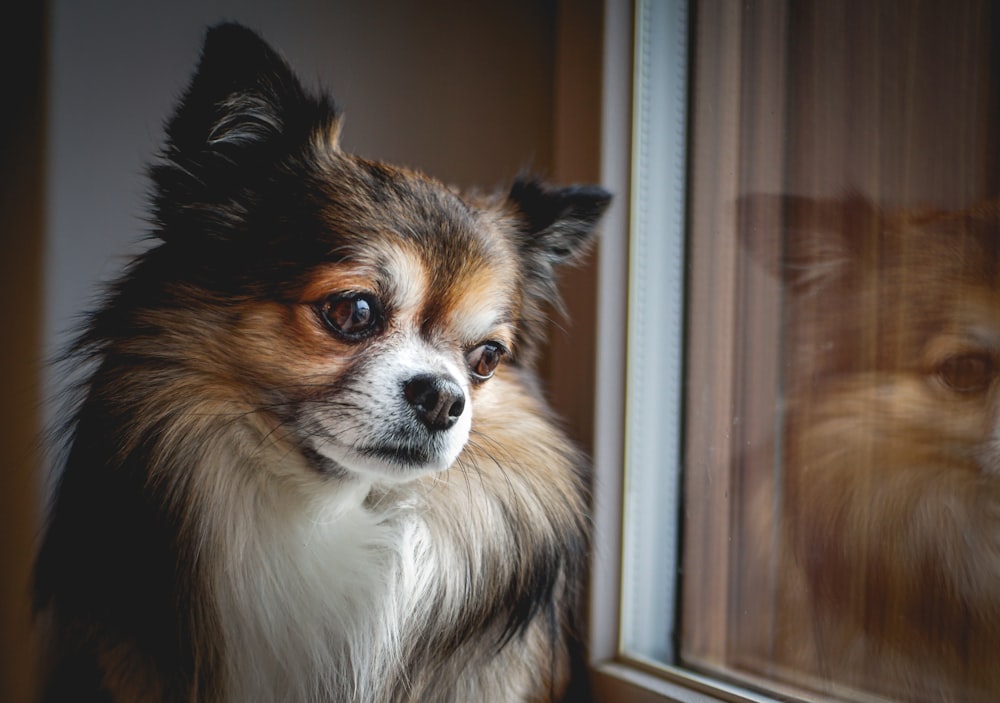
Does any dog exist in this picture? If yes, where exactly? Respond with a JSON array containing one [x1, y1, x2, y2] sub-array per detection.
[[33, 23, 610, 702], [746, 195, 1000, 702]]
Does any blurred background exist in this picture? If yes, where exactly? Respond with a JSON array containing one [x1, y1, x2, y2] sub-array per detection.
[[0, 2, 604, 699]]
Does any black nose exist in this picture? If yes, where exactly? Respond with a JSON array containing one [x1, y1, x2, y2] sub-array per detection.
[[403, 374, 466, 431]]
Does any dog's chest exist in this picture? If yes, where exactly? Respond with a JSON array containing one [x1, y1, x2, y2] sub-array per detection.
[[215, 490, 451, 700]]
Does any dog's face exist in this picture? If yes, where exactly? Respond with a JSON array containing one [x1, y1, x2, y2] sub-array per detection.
[[219, 154, 527, 482], [126, 24, 609, 484], [229, 165, 507, 481]]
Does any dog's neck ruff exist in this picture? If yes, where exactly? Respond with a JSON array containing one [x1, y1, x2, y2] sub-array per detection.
[[195, 416, 545, 703], [196, 431, 391, 699]]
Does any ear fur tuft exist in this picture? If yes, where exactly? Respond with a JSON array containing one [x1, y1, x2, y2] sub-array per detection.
[[151, 23, 340, 243], [508, 177, 612, 263], [504, 177, 611, 364], [165, 23, 335, 157]]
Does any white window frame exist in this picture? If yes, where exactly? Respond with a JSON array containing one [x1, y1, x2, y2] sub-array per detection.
[[588, 2, 783, 701]]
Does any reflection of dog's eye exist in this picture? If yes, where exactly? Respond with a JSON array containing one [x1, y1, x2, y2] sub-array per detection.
[[318, 293, 383, 341], [466, 342, 507, 382], [936, 353, 996, 393]]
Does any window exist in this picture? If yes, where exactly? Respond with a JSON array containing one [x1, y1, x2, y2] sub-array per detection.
[[591, 1, 1000, 701]]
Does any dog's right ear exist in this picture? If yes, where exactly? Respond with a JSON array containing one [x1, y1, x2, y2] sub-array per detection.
[[164, 23, 340, 163], [151, 23, 341, 242]]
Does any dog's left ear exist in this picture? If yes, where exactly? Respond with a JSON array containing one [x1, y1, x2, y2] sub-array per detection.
[[508, 177, 612, 265], [505, 177, 611, 361]]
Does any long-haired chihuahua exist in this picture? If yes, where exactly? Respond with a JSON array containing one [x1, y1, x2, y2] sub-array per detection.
[[34, 23, 610, 702]]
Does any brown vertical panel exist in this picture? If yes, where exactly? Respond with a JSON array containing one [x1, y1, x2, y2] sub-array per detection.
[[546, 0, 605, 455], [0, 2, 46, 701]]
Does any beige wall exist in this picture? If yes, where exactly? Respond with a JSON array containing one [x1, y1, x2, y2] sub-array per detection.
[[546, 0, 605, 454]]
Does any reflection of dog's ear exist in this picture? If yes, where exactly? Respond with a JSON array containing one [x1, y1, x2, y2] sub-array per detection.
[[739, 193, 881, 293]]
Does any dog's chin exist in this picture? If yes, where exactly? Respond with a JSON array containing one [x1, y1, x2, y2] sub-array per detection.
[[303, 435, 467, 484]]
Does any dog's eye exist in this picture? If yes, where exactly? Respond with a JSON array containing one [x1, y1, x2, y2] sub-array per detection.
[[936, 352, 996, 393], [466, 342, 507, 382], [318, 293, 383, 340]]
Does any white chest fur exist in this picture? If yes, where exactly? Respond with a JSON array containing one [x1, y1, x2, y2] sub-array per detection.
[[209, 470, 434, 702]]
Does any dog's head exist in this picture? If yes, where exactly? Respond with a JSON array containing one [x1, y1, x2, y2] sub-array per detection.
[[115, 24, 608, 484]]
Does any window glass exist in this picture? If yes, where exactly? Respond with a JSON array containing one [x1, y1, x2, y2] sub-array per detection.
[[677, 1, 1000, 702]]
